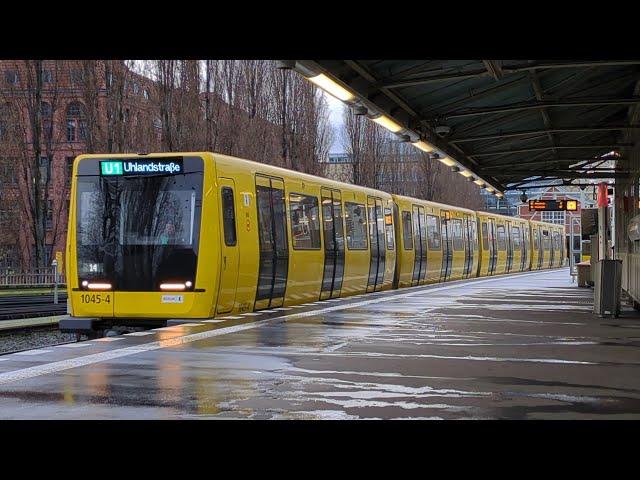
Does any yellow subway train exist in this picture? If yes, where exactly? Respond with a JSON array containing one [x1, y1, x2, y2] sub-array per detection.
[[62, 152, 566, 334]]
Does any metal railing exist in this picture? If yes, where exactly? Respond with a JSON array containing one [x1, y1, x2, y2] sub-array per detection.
[[0, 268, 65, 287]]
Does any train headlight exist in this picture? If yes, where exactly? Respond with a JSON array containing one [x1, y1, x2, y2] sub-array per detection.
[[185, 281, 193, 288], [160, 283, 187, 291], [86, 282, 112, 290]]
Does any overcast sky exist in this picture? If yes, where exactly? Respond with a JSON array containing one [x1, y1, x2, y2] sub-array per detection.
[[324, 93, 345, 154]]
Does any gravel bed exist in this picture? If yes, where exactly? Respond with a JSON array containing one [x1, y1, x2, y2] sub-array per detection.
[[0, 328, 80, 354]]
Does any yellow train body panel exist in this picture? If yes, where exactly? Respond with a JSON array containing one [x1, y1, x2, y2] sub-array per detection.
[[64, 151, 565, 331]]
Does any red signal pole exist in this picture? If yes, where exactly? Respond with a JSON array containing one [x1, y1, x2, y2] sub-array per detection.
[[597, 182, 609, 260]]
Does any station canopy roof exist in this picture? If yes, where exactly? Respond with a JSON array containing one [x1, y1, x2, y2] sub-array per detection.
[[291, 60, 640, 194]]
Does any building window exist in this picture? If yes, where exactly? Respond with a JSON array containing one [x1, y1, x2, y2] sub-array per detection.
[[70, 68, 84, 85], [41, 101, 52, 137], [143, 88, 150, 100], [66, 102, 87, 142], [5, 70, 19, 85], [66, 156, 75, 187], [39, 155, 50, 184], [42, 69, 52, 83], [0, 244, 17, 271], [542, 211, 565, 225], [289, 193, 320, 250], [133, 82, 140, 95], [46, 199, 53, 229], [0, 158, 17, 185]]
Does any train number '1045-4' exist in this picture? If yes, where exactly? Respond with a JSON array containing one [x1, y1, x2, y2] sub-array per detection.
[[80, 293, 111, 304]]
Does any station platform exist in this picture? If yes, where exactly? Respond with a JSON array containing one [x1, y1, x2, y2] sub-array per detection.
[[0, 267, 639, 419]]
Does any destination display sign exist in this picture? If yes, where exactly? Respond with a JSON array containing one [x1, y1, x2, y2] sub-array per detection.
[[528, 199, 578, 212], [100, 158, 184, 176]]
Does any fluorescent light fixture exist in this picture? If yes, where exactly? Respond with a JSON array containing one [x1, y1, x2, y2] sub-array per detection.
[[438, 156, 456, 167], [474, 179, 485, 187], [370, 115, 403, 133], [87, 282, 112, 290], [496, 192, 504, 198], [412, 140, 435, 153], [459, 169, 473, 178], [307, 74, 355, 102], [160, 283, 187, 291], [485, 187, 495, 193]]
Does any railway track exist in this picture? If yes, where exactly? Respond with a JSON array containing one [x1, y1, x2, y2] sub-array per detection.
[[0, 293, 67, 321]]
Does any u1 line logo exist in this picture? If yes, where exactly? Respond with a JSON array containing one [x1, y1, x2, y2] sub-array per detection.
[[100, 161, 123, 175]]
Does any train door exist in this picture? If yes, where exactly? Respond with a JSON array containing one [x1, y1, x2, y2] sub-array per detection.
[[320, 188, 345, 300], [489, 219, 498, 275], [440, 211, 453, 281], [411, 205, 426, 286], [216, 178, 239, 314], [505, 220, 513, 273], [535, 227, 542, 269], [463, 214, 473, 278], [367, 197, 386, 292], [254, 176, 289, 310], [521, 224, 528, 271]]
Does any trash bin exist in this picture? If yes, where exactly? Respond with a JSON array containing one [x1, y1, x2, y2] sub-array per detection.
[[576, 262, 591, 287], [594, 259, 622, 317]]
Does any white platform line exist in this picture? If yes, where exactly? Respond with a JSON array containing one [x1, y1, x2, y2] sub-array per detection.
[[56, 343, 93, 348], [172, 323, 204, 327], [203, 319, 226, 323], [272, 307, 292, 311], [94, 337, 125, 342], [219, 316, 243, 320], [13, 349, 53, 356], [125, 331, 156, 337], [241, 312, 261, 316], [0, 269, 558, 386]]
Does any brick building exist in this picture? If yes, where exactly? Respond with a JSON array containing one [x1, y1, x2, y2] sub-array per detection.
[[517, 185, 599, 265], [0, 60, 159, 271]]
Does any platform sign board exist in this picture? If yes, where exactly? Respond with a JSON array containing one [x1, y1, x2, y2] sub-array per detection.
[[529, 199, 578, 211]]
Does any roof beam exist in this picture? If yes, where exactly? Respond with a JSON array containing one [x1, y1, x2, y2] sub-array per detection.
[[529, 71, 557, 158], [470, 144, 631, 157], [381, 61, 640, 89], [450, 125, 640, 143], [482, 158, 619, 170], [439, 97, 640, 120], [483, 60, 503, 81]]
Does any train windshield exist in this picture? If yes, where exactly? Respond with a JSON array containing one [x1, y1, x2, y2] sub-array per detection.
[[76, 159, 203, 291]]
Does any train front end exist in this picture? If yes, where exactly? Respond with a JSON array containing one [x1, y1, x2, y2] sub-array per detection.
[[62, 153, 217, 335]]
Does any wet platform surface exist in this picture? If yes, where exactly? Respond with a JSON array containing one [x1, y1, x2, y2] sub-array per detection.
[[1, 268, 639, 419]]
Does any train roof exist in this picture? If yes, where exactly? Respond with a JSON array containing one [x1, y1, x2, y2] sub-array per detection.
[[391, 194, 476, 214]]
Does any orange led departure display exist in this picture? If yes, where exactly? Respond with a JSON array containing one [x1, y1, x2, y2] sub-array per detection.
[[529, 199, 579, 211]]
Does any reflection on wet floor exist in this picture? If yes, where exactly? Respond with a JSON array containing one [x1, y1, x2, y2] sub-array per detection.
[[1, 268, 640, 419]]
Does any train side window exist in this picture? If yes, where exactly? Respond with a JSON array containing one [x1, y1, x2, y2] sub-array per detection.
[[481, 222, 489, 250], [512, 226, 521, 249], [402, 211, 413, 250], [426, 214, 441, 250], [452, 218, 463, 251], [289, 193, 320, 250], [345, 202, 368, 250], [533, 228, 539, 249], [221, 187, 237, 246], [497, 225, 507, 251]]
